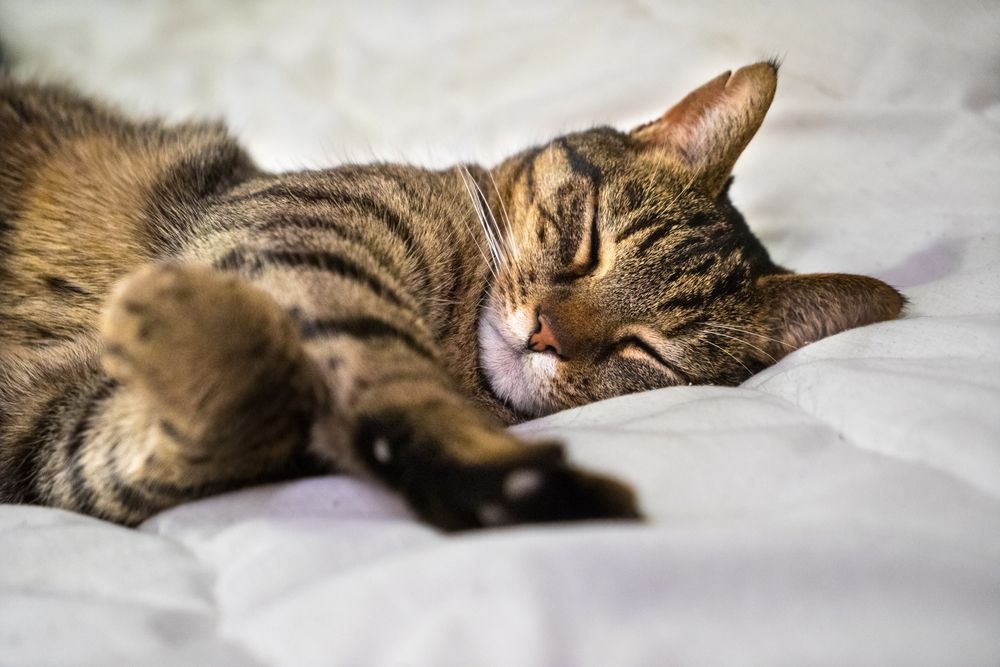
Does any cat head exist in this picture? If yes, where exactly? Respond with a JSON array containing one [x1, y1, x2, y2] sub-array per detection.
[[477, 61, 903, 418]]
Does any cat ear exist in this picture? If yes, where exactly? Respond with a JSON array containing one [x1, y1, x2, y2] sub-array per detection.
[[631, 61, 778, 196], [756, 273, 905, 356]]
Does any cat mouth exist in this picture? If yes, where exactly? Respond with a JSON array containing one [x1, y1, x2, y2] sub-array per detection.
[[478, 308, 556, 416]]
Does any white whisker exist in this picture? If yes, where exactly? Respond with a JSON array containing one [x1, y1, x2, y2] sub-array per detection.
[[703, 327, 776, 363], [700, 336, 755, 378], [488, 170, 520, 264], [455, 166, 499, 282], [707, 322, 795, 350], [467, 169, 513, 281]]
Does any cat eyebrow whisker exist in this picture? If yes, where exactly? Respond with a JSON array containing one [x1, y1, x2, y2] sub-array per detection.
[[702, 326, 777, 363], [463, 167, 503, 269], [460, 166, 517, 286], [456, 166, 500, 283], [465, 169, 500, 263], [488, 170, 520, 265], [469, 169, 517, 284]]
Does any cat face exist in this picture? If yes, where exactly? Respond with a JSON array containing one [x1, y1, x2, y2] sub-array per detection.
[[478, 62, 903, 417]]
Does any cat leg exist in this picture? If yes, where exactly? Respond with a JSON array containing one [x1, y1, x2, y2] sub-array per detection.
[[78, 262, 326, 523], [294, 317, 641, 530], [203, 234, 642, 530]]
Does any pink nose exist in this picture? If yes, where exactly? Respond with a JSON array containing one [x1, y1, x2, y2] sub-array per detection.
[[527, 314, 562, 356]]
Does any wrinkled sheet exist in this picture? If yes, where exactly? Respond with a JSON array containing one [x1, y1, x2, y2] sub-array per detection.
[[1, 1, 999, 665]]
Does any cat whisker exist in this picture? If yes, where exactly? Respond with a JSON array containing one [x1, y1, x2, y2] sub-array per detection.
[[699, 336, 755, 379], [458, 168, 495, 251], [463, 167, 512, 284], [466, 168, 515, 282], [455, 166, 500, 282], [462, 168, 502, 267], [487, 170, 520, 264], [706, 322, 796, 350], [702, 327, 776, 363]]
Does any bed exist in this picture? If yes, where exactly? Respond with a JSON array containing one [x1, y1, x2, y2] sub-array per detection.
[[2, 1, 998, 665]]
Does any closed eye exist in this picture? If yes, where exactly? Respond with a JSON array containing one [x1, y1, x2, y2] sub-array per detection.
[[554, 207, 600, 282], [616, 336, 689, 381]]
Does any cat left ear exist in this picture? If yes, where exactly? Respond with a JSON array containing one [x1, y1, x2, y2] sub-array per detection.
[[631, 61, 778, 196], [756, 273, 905, 357]]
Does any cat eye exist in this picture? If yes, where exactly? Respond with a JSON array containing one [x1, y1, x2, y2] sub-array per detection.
[[554, 210, 601, 282], [615, 336, 688, 380]]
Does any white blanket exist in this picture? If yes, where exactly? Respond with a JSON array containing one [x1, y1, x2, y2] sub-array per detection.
[[2, 2, 998, 665]]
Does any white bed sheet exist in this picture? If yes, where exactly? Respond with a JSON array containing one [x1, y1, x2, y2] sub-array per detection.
[[1, 1, 999, 665]]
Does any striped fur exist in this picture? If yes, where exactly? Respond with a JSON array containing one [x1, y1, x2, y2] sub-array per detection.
[[0, 62, 902, 529]]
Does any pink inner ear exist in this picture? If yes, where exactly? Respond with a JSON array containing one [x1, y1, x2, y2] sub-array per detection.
[[631, 62, 778, 192], [649, 70, 734, 161]]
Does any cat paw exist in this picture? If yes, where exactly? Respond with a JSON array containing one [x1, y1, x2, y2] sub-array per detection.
[[454, 453, 642, 529], [356, 413, 642, 530], [100, 262, 309, 421]]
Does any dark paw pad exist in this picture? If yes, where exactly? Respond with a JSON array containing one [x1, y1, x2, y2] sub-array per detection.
[[357, 414, 642, 530]]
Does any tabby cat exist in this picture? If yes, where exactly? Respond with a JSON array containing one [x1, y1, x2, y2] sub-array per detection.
[[0, 61, 903, 529]]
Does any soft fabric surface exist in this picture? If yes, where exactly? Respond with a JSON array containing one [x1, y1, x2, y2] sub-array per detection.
[[2, 2, 998, 665]]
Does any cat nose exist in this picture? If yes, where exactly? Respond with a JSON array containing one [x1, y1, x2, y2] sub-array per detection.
[[527, 313, 563, 357]]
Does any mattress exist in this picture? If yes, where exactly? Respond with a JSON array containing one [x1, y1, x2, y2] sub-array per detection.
[[1, 1, 998, 665]]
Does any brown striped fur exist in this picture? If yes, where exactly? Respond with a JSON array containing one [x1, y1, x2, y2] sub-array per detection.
[[0, 62, 903, 529]]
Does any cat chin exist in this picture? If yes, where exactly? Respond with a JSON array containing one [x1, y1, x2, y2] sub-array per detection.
[[477, 308, 556, 416]]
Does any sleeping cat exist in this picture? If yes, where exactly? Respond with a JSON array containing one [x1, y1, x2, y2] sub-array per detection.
[[0, 61, 903, 529]]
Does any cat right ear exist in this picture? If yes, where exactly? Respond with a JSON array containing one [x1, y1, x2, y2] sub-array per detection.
[[755, 272, 905, 358], [631, 61, 778, 196]]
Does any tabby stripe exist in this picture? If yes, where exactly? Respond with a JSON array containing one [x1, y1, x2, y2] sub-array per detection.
[[44, 275, 91, 297], [23, 321, 79, 343], [212, 247, 258, 273], [509, 147, 543, 206], [667, 235, 719, 267], [0, 217, 14, 267], [225, 184, 432, 291], [107, 464, 260, 507], [558, 140, 603, 263], [535, 203, 560, 236], [617, 212, 670, 244], [688, 211, 713, 227], [260, 249, 411, 309], [105, 473, 159, 523], [256, 210, 358, 238], [224, 182, 336, 206], [64, 378, 118, 514], [215, 246, 411, 310], [254, 212, 408, 285], [2, 391, 73, 504], [636, 218, 680, 254], [656, 266, 746, 311], [559, 139, 603, 185], [297, 315, 436, 360]]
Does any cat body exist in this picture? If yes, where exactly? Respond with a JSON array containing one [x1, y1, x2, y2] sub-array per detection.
[[0, 62, 903, 529]]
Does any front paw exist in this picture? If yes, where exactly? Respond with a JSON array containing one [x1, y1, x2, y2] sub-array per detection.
[[100, 262, 314, 427], [356, 413, 642, 530]]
